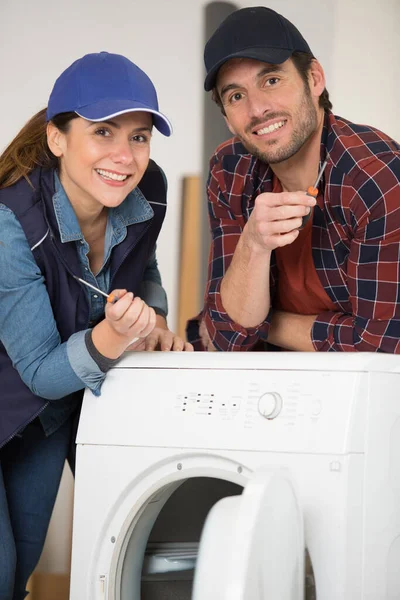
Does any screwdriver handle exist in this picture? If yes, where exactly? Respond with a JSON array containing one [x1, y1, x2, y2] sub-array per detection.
[[300, 155, 329, 229], [300, 188, 319, 229], [306, 186, 318, 198]]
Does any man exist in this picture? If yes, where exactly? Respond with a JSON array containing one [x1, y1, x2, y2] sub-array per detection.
[[188, 6, 400, 353]]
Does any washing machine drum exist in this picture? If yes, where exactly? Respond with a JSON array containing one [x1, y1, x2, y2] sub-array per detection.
[[192, 467, 304, 600]]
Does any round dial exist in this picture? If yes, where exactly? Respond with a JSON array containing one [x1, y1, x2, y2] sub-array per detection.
[[258, 392, 283, 420]]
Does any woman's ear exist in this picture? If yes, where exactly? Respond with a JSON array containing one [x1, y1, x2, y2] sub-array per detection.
[[46, 122, 65, 157]]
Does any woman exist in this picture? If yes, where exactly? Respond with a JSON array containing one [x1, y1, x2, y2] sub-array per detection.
[[0, 51, 191, 599]]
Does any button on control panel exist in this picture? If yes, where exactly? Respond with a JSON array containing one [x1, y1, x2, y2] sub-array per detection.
[[257, 392, 283, 420]]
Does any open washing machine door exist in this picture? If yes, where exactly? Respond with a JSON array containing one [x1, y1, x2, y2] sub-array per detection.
[[192, 467, 304, 600]]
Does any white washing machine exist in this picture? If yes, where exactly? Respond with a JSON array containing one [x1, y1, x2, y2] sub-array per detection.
[[69, 352, 400, 600]]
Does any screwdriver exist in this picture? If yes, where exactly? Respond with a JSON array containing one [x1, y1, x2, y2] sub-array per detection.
[[73, 276, 140, 344], [73, 276, 117, 303], [301, 154, 330, 228]]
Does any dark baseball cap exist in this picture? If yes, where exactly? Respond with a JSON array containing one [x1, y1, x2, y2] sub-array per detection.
[[204, 6, 313, 91]]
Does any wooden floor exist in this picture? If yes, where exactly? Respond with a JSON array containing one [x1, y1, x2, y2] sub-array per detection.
[[27, 573, 70, 600]]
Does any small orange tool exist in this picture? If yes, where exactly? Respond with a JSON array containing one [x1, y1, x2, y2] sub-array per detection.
[[301, 154, 329, 228]]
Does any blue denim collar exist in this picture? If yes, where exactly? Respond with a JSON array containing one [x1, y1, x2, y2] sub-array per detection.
[[52, 171, 154, 243]]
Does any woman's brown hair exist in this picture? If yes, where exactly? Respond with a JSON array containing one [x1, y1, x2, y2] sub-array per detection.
[[0, 110, 78, 189]]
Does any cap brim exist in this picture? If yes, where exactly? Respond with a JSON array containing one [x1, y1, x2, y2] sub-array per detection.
[[76, 99, 172, 137], [204, 47, 293, 91]]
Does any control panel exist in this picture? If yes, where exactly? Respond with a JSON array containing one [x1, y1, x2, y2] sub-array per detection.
[[172, 371, 333, 427], [79, 365, 366, 455]]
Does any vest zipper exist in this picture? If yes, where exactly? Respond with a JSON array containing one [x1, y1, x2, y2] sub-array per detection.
[[0, 401, 49, 450]]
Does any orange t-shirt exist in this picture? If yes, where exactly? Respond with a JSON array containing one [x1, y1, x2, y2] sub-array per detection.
[[272, 176, 336, 315]]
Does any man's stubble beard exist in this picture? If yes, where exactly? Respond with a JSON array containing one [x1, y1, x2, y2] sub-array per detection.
[[238, 84, 318, 165]]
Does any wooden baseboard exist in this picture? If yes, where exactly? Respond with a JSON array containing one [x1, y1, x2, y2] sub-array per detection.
[[27, 572, 70, 600]]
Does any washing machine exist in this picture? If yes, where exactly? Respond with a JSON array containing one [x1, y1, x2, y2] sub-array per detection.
[[69, 352, 400, 600]]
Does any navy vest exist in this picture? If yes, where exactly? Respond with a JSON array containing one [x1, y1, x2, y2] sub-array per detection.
[[0, 160, 166, 448]]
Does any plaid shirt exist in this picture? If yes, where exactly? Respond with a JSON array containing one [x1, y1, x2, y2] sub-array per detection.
[[188, 112, 400, 352]]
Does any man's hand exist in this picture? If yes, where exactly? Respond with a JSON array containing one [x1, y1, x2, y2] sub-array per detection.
[[243, 191, 317, 253], [199, 319, 217, 351], [220, 191, 316, 329], [126, 315, 193, 352]]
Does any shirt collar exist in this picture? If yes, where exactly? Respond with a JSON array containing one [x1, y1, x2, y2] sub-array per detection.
[[52, 171, 154, 243]]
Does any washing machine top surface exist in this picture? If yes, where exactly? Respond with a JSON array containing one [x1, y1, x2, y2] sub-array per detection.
[[113, 351, 400, 373]]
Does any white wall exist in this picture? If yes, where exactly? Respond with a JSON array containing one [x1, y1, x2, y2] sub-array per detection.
[[331, 0, 400, 141], [1, 0, 399, 576]]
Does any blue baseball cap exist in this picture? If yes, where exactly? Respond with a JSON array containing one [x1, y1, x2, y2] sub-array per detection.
[[46, 51, 172, 136]]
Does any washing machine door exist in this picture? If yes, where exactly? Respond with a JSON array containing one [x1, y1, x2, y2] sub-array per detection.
[[192, 467, 304, 600]]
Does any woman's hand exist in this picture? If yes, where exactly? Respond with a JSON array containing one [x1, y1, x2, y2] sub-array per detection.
[[105, 290, 156, 340], [126, 315, 193, 352], [92, 290, 156, 358]]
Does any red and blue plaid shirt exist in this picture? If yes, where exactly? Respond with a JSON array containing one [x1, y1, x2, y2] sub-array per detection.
[[188, 112, 400, 352]]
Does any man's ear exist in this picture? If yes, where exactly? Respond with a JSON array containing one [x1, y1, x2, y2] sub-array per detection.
[[309, 59, 326, 100], [224, 115, 237, 136], [46, 122, 65, 157]]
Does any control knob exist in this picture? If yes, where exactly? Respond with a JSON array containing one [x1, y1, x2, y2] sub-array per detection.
[[258, 392, 282, 420]]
